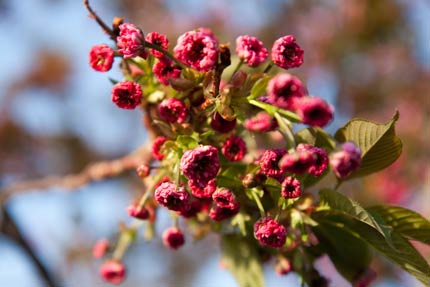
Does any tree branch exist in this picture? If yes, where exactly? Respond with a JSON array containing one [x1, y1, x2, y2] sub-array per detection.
[[0, 143, 152, 204], [1, 206, 60, 287]]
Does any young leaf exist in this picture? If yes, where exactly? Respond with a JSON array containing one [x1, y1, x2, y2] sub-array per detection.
[[367, 205, 430, 244], [334, 111, 402, 178], [248, 75, 270, 100], [319, 189, 393, 246], [314, 211, 430, 285], [221, 234, 264, 287]]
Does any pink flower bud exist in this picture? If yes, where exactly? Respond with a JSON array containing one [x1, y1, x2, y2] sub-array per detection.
[[162, 227, 185, 250], [222, 135, 247, 161], [154, 182, 190, 212], [158, 98, 188, 123], [236, 35, 268, 67], [267, 73, 305, 110], [117, 23, 145, 59], [99, 260, 126, 284], [89, 44, 114, 72], [296, 96, 334, 128], [127, 204, 150, 220], [330, 142, 362, 179], [111, 81, 142, 109], [145, 32, 169, 58], [254, 217, 286, 248], [92, 239, 110, 259], [136, 164, 150, 178], [271, 35, 304, 69], [174, 30, 218, 72], [281, 176, 302, 199], [210, 112, 237, 133]]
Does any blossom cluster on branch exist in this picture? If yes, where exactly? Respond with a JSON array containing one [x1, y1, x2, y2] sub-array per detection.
[[84, 2, 430, 286]]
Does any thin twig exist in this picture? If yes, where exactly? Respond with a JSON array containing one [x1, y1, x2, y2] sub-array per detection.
[[83, 0, 116, 40], [1, 207, 60, 287]]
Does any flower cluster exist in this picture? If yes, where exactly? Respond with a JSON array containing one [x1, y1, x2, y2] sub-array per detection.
[[87, 14, 406, 287]]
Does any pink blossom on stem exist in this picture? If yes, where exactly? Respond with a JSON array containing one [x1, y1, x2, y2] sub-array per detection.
[[152, 58, 181, 85], [210, 112, 237, 133], [244, 112, 278, 132], [136, 164, 150, 178], [180, 145, 220, 186], [297, 144, 328, 176], [174, 30, 218, 72], [236, 35, 268, 67], [222, 135, 247, 161], [117, 23, 146, 59], [260, 149, 287, 178], [99, 260, 126, 284], [158, 98, 188, 124], [89, 44, 114, 72], [127, 204, 150, 220], [162, 227, 185, 250], [212, 188, 238, 209], [111, 81, 142, 109], [281, 176, 302, 199], [188, 179, 217, 199], [280, 149, 315, 174], [154, 182, 190, 212], [254, 217, 286, 248], [267, 73, 305, 110], [330, 142, 362, 179], [271, 35, 304, 69], [296, 96, 334, 127], [145, 32, 169, 58], [209, 203, 240, 221]]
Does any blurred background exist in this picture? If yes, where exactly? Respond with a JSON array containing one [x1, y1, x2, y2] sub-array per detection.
[[0, 0, 428, 286]]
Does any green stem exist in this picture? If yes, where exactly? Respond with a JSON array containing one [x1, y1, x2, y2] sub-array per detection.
[[112, 229, 135, 261], [138, 168, 167, 208], [334, 179, 342, 191], [251, 191, 265, 218], [263, 62, 273, 74], [274, 112, 296, 150], [144, 41, 187, 69]]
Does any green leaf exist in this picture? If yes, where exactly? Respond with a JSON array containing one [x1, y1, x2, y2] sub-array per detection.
[[319, 189, 393, 246], [367, 205, 430, 244], [314, 211, 430, 285], [176, 135, 199, 149], [295, 127, 336, 152], [248, 75, 270, 100], [334, 111, 402, 178], [221, 234, 264, 287], [108, 78, 119, 85], [312, 221, 372, 282], [248, 99, 301, 122]]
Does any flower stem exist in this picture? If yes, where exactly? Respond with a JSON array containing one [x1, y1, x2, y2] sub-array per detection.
[[112, 228, 135, 261], [137, 168, 167, 208], [144, 41, 187, 69], [274, 112, 296, 150], [251, 190, 265, 218], [263, 62, 273, 74]]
